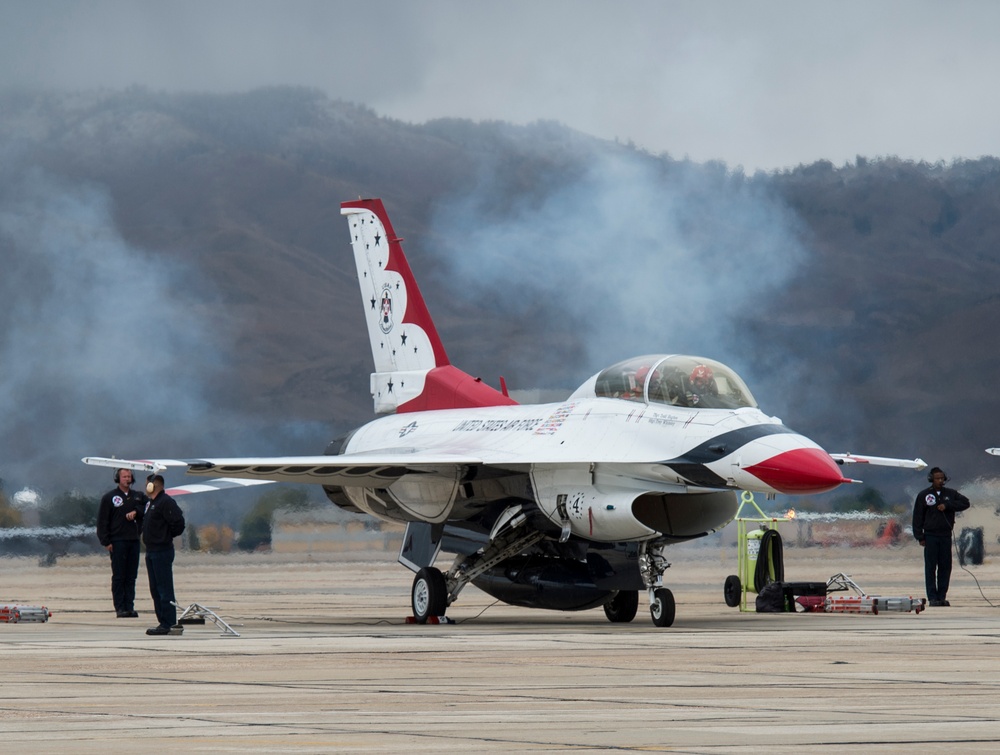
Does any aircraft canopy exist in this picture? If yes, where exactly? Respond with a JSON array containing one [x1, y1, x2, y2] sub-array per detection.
[[591, 354, 757, 409]]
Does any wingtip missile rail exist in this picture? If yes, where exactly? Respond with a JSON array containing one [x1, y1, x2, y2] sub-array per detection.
[[830, 453, 927, 470], [81, 456, 166, 472]]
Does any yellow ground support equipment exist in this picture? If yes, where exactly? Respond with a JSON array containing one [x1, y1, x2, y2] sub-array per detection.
[[724, 491, 790, 612]]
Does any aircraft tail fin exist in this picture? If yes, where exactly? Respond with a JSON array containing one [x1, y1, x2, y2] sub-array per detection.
[[341, 198, 517, 414]]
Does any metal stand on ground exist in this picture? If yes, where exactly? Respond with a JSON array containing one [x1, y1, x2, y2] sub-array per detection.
[[824, 573, 925, 615], [0, 605, 51, 623], [172, 601, 241, 637]]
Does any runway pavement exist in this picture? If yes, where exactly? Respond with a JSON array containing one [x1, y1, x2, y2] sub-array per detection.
[[2, 544, 1000, 753]]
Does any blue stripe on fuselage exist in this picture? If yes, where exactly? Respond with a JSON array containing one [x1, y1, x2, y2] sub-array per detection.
[[659, 423, 797, 488]]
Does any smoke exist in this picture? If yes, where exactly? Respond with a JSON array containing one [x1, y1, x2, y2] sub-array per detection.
[[0, 169, 236, 493], [430, 152, 809, 397]]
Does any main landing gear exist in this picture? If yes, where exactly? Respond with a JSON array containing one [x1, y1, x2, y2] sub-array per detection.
[[407, 520, 677, 628], [603, 589, 640, 623], [408, 526, 546, 624], [411, 567, 448, 623]]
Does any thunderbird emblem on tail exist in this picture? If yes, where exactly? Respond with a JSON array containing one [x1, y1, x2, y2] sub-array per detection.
[[85, 198, 925, 627]]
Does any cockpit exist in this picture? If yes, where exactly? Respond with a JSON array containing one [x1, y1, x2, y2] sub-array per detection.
[[585, 354, 757, 410]]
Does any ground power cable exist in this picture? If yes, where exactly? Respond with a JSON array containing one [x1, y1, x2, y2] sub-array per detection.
[[953, 530, 1000, 608]]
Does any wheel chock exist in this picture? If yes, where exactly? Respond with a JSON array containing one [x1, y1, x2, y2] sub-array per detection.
[[404, 615, 456, 624]]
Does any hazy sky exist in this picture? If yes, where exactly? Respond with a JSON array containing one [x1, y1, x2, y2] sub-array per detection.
[[3, 0, 998, 172]]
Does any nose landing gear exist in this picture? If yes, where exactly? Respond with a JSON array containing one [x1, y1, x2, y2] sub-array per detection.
[[639, 540, 675, 627]]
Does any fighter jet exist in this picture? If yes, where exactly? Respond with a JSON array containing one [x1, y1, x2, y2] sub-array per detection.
[[85, 198, 924, 627]]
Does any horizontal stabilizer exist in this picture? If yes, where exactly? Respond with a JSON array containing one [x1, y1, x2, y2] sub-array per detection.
[[166, 478, 275, 497]]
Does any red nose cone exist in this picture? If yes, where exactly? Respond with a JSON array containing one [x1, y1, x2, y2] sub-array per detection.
[[745, 448, 850, 494]]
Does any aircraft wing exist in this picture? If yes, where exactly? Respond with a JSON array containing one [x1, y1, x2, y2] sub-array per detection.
[[83, 452, 485, 488], [81, 457, 280, 496], [829, 453, 926, 470]]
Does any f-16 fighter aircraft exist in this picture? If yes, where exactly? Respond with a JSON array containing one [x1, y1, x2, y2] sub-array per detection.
[[85, 198, 925, 627]]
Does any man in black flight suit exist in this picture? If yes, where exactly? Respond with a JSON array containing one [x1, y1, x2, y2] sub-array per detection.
[[96, 468, 145, 618], [142, 474, 186, 636], [912, 466, 970, 607]]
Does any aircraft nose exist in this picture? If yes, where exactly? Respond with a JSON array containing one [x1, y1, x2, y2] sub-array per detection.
[[744, 447, 851, 494]]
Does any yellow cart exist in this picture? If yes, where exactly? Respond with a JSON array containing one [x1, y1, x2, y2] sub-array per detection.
[[724, 490, 790, 612]]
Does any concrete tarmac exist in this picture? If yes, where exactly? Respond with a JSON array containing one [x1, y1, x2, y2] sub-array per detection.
[[2, 544, 1000, 753]]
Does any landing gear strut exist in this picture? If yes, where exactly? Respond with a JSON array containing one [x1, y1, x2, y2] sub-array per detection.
[[639, 540, 675, 628], [409, 512, 546, 623]]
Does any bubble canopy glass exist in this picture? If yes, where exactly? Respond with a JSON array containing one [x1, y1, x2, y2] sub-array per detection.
[[591, 354, 757, 409]]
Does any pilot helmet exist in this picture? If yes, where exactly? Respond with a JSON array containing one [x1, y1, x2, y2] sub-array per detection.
[[690, 364, 714, 389]]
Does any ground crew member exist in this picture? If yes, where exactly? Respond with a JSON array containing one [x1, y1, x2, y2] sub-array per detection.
[[142, 475, 186, 635], [912, 466, 970, 606], [96, 468, 145, 617]]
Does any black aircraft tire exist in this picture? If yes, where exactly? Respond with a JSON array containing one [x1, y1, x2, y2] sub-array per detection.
[[411, 567, 448, 624], [603, 590, 639, 623], [650, 587, 675, 628], [724, 574, 742, 608]]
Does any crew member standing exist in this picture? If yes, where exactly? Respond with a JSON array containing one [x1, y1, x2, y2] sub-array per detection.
[[96, 468, 145, 617], [142, 474, 186, 635], [912, 466, 970, 606]]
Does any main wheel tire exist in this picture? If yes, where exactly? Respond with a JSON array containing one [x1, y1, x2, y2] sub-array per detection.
[[411, 567, 447, 624], [603, 590, 639, 623], [724, 574, 742, 608], [649, 587, 675, 628]]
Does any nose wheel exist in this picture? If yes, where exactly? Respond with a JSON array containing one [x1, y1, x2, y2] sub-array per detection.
[[649, 587, 675, 627]]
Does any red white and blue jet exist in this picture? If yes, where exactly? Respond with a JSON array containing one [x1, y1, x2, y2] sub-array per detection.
[[85, 198, 925, 627]]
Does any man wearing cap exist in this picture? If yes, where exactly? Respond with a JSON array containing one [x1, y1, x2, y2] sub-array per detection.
[[142, 475, 186, 636]]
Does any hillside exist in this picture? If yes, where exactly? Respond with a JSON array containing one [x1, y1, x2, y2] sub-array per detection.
[[1, 87, 998, 502]]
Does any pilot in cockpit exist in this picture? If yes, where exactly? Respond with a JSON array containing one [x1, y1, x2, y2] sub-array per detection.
[[649, 366, 686, 406], [686, 364, 718, 406], [622, 365, 650, 400]]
